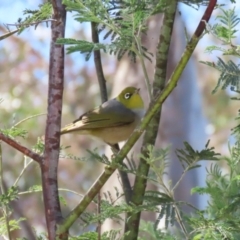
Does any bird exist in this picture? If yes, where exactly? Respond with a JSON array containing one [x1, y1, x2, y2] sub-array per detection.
[[60, 87, 145, 145]]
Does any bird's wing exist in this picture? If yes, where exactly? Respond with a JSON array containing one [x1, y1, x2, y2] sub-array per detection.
[[61, 99, 135, 134]]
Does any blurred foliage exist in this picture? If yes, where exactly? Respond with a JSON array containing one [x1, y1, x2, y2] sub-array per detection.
[[58, 0, 162, 61]]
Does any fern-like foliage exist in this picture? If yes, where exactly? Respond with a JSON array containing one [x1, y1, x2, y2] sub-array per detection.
[[0, 127, 27, 139], [15, 3, 53, 33], [139, 145, 169, 184], [32, 137, 45, 154], [0, 217, 26, 237], [189, 134, 240, 239], [201, 58, 240, 93], [202, 7, 240, 95], [139, 220, 176, 240], [86, 149, 111, 165], [56, 0, 218, 62], [144, 190, 175, 229], [209, 7, 240, 45], [0, 186, 18, 207], [85, 148, 138, 176], [176, 140, 220, 171], [204, 7, 240, 57], [58, 0, 166, 61]]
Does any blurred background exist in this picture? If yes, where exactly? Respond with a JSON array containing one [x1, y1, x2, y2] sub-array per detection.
[[0, 0, 239, 238]]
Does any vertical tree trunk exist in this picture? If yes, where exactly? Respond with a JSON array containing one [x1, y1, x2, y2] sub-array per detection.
[[42, 1, 66, 239]]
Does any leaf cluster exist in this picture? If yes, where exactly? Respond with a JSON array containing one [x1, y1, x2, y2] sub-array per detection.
[[58, 0, 212, 62], [58, 0, 163, 61], [202, 58, 240, 93], [12, 3, 53, 33], [77, 143, 222, 238], [0, 186, 18, 207], [0, 127, 27, 139], [201, 7, 240, 94], [208, 7, 240, 45], [0, 217, 26, 237], [176, 140, 220, 171], [189, 138, 240, 239]]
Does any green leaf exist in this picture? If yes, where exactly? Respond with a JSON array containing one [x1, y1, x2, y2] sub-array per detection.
[[18, 3, 53, 33], [0, 186, 19, 206], [201, 58, 240, 93], [176, 141, 220, 170], [0, 127, 27, 138]]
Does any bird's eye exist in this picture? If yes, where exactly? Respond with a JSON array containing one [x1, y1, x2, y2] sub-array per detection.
[[124, 93, 131, 99]]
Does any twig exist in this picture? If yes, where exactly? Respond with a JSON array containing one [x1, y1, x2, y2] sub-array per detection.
[[172, 157, 198, 192], [13, 157, 33, 187], [91, 23, 106, 240], [0, 19, 57, 42], [6, 19, 57, 28], [134, 35, 152, 101], [152, 162, 189, 238], [111, 144, 132, 204], [13, 113, 46, 128], [91, 22, 108, 103], [19, 188, 89, 200], [0, 133, 42, 163], [0, 29, 19, 41]]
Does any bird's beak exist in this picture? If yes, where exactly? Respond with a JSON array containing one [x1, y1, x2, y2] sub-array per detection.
[[136, 88, 140, 94]]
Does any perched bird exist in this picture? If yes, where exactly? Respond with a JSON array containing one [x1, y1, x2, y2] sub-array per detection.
[[60, 87, 145, 145]]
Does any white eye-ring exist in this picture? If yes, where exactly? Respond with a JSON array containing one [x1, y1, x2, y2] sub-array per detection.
[[124, 93, 131, 99]]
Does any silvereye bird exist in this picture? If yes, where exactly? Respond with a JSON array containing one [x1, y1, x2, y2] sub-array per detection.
[[60, 87, 145, 144]]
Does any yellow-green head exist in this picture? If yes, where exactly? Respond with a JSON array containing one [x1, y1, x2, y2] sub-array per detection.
[[116, 87, 144, 110]]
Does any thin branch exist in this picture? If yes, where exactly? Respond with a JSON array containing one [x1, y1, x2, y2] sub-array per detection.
[[0, 29, 19, 41], [172, 158, 198, 192], [0, 19, 56, 42], [13, 113, 46, 128], [111, 144, 132, 204], [13, 157, 33, 187], [194, 1, 217, 38], [0, 133, 42, 163], [151, 162, 189, 237], [6, 19, 57, 28], [91, 25, 108, 238], [134, 35, 152, 101], [19, 187, 90, 200], [91, 22, 108, 103]]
